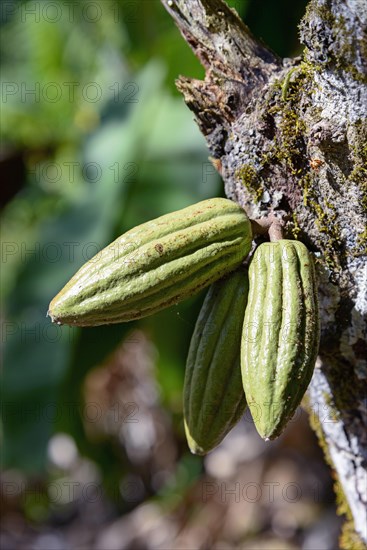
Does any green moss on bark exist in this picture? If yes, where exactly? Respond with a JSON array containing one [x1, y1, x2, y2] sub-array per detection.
[[304, 398, 364, 550], [236, 164, 264, 202], [302, 1, 367, 83]]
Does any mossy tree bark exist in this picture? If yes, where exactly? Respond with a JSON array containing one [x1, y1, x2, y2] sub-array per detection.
[[162, 0, 367, 544]]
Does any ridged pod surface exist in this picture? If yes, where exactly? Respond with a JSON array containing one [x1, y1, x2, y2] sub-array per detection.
[[48, 198, 252, 326], [241, 240, 319, 440], [184, 269, 249, 455]]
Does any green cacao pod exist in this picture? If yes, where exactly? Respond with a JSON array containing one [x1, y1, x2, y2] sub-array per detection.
[[48, 198, 252, 326], [184, 269, 249, 455], [241, 240, 319, 440]]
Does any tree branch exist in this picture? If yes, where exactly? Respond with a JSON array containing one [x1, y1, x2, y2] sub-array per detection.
[[162, 0, 367, 544], [162, 0, 281, 156], [162, 0, 279, 80], [300, 0, 367, 80]]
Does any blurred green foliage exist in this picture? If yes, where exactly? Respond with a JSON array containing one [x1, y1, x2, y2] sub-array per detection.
[[1, 0, 219, 481], [1, 0, 308, 513]]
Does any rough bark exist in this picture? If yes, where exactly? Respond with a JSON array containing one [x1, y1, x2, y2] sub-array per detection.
[[162, 0, 367, 544]]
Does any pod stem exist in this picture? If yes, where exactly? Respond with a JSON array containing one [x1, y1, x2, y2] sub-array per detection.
[[268, 218, 284, 242], [250, 215, 285, 242]]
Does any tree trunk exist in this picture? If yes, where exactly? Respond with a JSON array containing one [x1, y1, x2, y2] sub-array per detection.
[[161, 0, 367, 544]]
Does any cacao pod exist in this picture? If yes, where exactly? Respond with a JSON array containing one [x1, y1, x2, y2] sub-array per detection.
[[184, 269, 249, 455], [241, 240, 320, 440], [48, 198, 252, 326]]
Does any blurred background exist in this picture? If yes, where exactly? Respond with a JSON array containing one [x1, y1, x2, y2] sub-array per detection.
[[1, 1, 342, 548]]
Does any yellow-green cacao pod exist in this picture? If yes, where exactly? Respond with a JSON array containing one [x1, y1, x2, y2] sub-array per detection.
[[241, 240, 320, 440], [48, 198, 252, 326], [184, 269, 249, 455]]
